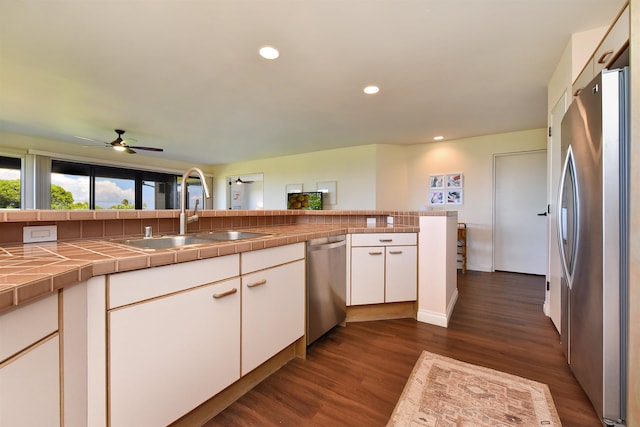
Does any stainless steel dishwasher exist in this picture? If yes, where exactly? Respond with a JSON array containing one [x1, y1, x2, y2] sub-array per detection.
[[306, 235, 346, 345]]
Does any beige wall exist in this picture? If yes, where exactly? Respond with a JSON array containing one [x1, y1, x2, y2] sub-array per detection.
[[405, 128, 547, 271], [214, 129, 547, 273], [375, 144, 409, 210], [212, 145, 378, 210]]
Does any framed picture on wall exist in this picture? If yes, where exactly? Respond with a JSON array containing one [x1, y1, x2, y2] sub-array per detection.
[[429, 175, 445, 189], [446, 173, 463, 189], [446, 189, 463, 205], [429, 190, 444, 205]]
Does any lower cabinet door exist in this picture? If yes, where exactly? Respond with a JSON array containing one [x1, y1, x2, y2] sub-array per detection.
[[108, 278, 240, 427], [0, 335, 60, 427], [241, 260, 305, 375], [350, 247, 385, 305], [385, 246, 418, 302]]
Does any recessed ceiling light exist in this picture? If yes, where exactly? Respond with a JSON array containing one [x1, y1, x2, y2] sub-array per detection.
[[433, 136, 444, 141], [363, 85, 380, 95], [259, 46, 279, 60]]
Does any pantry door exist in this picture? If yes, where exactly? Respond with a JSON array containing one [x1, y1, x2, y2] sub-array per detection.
[[494, 150, 547, 275]]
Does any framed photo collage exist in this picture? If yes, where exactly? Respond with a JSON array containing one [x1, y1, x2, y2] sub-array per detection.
[[429, 173, 463, 206]]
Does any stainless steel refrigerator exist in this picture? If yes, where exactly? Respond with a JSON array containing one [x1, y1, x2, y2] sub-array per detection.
[[558, 67, 628, 426]]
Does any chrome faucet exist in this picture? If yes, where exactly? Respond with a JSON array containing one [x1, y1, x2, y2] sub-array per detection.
[[179, 167, 211, 235]]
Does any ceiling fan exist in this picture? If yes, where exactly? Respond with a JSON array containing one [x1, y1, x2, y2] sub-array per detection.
[[79, 129, 164, 154]]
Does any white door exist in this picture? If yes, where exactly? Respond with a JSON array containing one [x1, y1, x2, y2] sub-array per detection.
[[548, 94, 567, 332], [494, 150, 547, 275]]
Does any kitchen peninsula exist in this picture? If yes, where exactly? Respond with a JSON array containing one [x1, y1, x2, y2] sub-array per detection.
[[0, 209, 457, 426]]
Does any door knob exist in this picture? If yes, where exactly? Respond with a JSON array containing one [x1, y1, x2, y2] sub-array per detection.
[[537, 212, 548, 216]]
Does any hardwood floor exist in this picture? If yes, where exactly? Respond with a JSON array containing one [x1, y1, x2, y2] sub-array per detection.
[[205, 271, 600, 427]]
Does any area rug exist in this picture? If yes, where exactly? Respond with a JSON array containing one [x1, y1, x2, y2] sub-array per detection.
[[387, 351, 562, 426]]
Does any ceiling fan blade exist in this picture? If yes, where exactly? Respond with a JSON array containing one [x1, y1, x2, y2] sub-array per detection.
[[128, 145, 164, 152], [75, 130, 162, 154], [75, 135, 103, 143]]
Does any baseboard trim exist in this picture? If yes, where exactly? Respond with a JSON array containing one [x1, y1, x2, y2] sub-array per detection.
[[417, 288, 459, 328], [447, 288, 459, 323], [467, 263, 492, 272]]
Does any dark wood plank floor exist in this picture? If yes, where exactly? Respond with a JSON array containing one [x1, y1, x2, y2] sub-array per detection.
[[205, 271, 599, 427]]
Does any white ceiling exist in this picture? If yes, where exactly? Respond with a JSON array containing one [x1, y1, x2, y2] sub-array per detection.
[[0, 0, 625, 165]]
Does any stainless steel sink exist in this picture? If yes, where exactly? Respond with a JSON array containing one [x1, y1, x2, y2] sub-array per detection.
[[117, 235, 214, 250], [194, 231, 273, 241], [116, 230, 273, 250]]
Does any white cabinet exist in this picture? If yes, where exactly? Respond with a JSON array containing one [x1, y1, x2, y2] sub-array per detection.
[[593, 5, 629, 75], [241, 243, 305, 375], [107, 255, 240, 427], [0, 294, 60, 427], [351, 246, 385, 304], [0, 335, 60, 427], [385, 245, 418, 303], [350, 233, 417, 305], [572, 4, 629, 96], [106, 243, 306, 425]]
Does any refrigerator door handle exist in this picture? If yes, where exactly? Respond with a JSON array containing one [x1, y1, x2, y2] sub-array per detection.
[[557, 146, 578, 288]]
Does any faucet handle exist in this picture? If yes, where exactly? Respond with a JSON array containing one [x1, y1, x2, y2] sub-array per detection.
[[187, 199, 201, 225], [193, 199, 200, 216]]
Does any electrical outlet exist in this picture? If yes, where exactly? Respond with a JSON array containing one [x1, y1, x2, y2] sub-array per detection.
[[23, 225, 58, 243]]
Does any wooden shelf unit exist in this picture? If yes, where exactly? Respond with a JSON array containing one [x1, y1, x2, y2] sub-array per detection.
[[457, 223, 467, 273]]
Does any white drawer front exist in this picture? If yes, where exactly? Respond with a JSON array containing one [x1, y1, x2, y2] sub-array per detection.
[[0, 293, 58, 361], [351, 233, 417, 247], [109, 255, 239, 308], [241, 243, 305, 274]]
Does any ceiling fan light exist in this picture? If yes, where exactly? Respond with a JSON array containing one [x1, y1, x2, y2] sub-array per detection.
[[113, 145, 127, 152]]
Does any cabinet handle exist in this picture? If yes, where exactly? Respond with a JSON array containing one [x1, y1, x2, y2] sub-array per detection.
[[389, 250, 403, 255], [247, 279, 267, 288], [369, 251, 383, 255], [212, 288, 238, 299], [378, 239, 393, 243], [597, 49, 614, 64]]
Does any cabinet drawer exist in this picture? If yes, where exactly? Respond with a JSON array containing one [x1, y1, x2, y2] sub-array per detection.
[[241, 243, 304, 274], [109, 255, 239, 308], [351, 233, 417, 247], [0, 293, 58, 361]]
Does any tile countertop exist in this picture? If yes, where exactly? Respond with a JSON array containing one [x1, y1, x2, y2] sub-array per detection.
[[0, 224, 419, 313]]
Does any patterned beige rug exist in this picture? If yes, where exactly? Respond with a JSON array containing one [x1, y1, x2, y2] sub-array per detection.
[[387, 351, 562, 426]]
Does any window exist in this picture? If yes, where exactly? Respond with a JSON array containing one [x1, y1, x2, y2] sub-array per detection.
[[178, 176, 204, 211], [51, 162, 90, 209], [51, 161, 180, 210], [0, 156, 22, 209]]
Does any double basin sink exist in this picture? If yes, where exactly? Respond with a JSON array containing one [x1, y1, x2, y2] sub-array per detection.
[[116, 231, 272, 250]]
